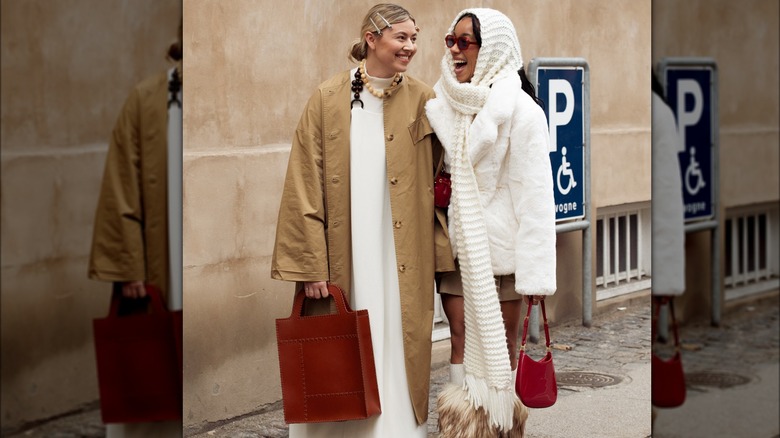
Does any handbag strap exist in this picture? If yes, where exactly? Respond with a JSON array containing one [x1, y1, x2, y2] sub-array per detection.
[[434, 142, 446, 177], [652, 296, 681, 350], [290, 283, 351, 319], [519, 297, 551, 352]]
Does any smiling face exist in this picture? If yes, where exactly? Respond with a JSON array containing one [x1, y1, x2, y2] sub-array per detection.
[[364, 19, 418, 78], [450, 16, 480, 83]]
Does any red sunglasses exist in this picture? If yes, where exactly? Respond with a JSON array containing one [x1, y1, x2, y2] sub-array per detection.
[[445, 34, 479, 51]]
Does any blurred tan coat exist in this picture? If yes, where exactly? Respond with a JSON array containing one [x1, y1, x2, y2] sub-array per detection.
[[88, 71, 170, 303], [271, 70, 454, 424]]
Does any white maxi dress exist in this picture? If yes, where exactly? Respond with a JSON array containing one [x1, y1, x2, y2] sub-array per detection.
[[289, 70, 427, 438]]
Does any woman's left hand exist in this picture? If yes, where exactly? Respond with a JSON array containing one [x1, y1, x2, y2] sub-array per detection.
[[524, 295, 544, 305]]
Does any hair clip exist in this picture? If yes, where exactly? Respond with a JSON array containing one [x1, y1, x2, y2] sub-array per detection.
[[370, 12, 392, 35], [369, 17, 382, 34], [378, 12, 392, 29]]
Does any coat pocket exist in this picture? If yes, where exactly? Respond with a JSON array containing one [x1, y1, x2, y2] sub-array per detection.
[[408, 114, 434, 145]]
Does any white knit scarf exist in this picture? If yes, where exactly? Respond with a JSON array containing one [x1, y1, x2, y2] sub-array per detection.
[[435, 8, 524, 431]]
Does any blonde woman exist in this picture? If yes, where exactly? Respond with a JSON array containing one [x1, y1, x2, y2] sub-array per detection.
[[271, 3, 451, 437], [88, 21, 183, 438]]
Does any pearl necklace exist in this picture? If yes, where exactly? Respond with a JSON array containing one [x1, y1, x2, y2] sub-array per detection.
[[351, 59, 402, 108]]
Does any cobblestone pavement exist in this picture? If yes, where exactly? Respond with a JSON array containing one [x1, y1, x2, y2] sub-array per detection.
[[8, 291, 777, 438], [653, 292, 780, 438], [671, 293, 779, 373]]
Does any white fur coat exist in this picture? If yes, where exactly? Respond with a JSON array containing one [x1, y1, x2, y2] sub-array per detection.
[[651, 93, 686, 296], [426, 73, 557, 295]]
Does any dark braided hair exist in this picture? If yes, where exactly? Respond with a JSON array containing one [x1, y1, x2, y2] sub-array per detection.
[[652, 71, 667, 104]]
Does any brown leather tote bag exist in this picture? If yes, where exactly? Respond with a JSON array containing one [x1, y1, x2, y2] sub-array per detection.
[[275, 284, 381, 423]]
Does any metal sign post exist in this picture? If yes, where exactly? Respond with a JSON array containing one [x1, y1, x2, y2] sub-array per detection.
[[660, 57, 720, 327], [529, 58, 592, 340]]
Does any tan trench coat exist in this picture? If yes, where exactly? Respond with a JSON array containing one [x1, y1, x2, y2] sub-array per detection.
[[271, 70, 454, 424], [88, 71, 171, 302]]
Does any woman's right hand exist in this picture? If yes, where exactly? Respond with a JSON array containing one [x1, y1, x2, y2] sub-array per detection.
[[304, 281, 329, 299], [121, 280, 146, 298]]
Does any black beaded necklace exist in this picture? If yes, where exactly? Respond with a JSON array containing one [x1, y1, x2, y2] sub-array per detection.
[[168, 67, 181, 109], [350, 60, 402, 109]]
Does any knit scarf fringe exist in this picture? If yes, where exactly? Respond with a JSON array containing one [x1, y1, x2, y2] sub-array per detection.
[[462, 374, 517, 430]]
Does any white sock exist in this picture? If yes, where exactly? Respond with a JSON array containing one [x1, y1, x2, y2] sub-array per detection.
[[450, 363, 465, 386]]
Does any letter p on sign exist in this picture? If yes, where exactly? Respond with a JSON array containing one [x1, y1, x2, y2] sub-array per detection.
[[676, 79, 703, 142], [548, 79, 574, 152]]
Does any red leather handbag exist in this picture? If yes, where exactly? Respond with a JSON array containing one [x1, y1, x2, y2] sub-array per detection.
[[434, 170, 452, 208], [276, 284, 381, 423], [515, 298, 557, 408], [652, 296, 686, 408], [92, 285, 182, 423]]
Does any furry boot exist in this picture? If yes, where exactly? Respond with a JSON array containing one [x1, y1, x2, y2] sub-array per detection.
[[437, 384, 528, 438]]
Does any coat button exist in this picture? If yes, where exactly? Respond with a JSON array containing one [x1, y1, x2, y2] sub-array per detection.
[[331, 176, 340, 184], [386, 134, 394, 141], [399, 264, 406, 273], [149, 175, 157, 184], [394, 221, 402, 229], [333, 221, 340, 227], [390, 177, 398, 185]]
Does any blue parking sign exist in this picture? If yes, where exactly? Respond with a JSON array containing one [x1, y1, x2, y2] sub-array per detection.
[[665, 67, 714, 221], [537, 67, 585, 221]]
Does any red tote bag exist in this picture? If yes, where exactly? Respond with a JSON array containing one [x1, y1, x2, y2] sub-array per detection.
[[93, 284, 182, 423]]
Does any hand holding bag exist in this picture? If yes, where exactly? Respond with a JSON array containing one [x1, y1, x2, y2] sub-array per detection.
[[515, 297, 557, 408], [651, 296, 686, 408], [92, 284, 182, 423], [275, 284, 381, 423]]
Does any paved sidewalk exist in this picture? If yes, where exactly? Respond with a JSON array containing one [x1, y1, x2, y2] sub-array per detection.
[[186, 293, 655, 438], [9, 291, 777, 438], [652, 292, 780, 438]]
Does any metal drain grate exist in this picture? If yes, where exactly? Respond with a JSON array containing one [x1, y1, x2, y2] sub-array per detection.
[[685, 371, 751, 388], [556, 372, 622, 388]]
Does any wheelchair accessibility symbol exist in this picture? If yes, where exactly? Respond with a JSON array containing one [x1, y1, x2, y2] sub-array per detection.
[[556, 146, 577, 195], [685, 146, 706, 195]]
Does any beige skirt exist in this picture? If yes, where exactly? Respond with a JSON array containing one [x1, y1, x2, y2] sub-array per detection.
[[438, 263, 521, 302]]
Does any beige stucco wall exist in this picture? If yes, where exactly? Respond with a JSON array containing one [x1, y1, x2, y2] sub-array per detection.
[[1, 0, 181, 430], [652, 0, 779, 321], [183, 0, 650, 427]]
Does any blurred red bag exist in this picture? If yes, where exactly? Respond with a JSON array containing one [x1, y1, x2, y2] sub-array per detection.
[[652, 296, 686, 408], [516, 299, 557, 408], [93, 284, 182, 423]]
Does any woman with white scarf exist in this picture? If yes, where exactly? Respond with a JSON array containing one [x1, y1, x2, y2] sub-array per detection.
[[425, 8, 556, 437]]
